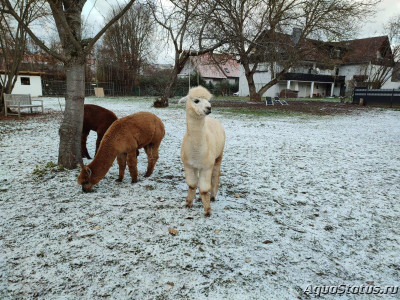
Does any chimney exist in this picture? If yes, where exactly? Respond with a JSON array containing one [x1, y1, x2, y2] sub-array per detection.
[[291, 28, 302, 44]]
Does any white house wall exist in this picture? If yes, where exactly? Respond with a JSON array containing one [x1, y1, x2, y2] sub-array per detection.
[[382, 80, 400, 89], [1, 75, 43, 96], [239, 65, 279, 97]]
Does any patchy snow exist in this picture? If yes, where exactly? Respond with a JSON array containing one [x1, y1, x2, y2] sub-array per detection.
[[1, 97, 399, 299]]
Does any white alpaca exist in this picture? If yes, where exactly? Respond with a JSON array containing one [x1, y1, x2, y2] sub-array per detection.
[[179, 86, 225, 216]]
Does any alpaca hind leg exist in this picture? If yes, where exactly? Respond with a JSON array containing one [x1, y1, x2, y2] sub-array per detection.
[[95, 133, 103, 156], [81, 130, 91, 159], [127, 151, 138, 183], [211, 156, 222, 201], [116, 153, 127, 182], [144, 144, 159, 177], [184, 165, 198, 208], [199, 169, 213, 216]]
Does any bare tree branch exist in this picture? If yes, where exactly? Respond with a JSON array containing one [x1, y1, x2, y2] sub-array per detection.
[[85, 0, 136, 53]]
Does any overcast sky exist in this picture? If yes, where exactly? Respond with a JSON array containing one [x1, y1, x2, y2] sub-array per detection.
[[359, 0, 400, 38], [80, 0, 400, 64]]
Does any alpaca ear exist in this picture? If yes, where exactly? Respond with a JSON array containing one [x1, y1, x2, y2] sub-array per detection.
[[85, 167, 92, 177], [178, 96, 188, 104], [77, 163, 84, 169]]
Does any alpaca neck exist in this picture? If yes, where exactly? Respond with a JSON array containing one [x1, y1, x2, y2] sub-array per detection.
[[87, 143, 118, 184], [186, 114, 206, 142]]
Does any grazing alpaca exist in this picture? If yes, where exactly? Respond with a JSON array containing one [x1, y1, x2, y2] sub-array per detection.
[[77, 112, 165, 192], [82, 104, 118, 159], [180, 86, 225, 216]]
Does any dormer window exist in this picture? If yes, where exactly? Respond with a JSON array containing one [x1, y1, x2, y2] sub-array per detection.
[[376, 50, 382, 59], [224, 67, 230, 73]]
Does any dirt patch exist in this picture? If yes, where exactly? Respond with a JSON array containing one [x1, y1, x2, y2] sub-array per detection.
[[211, 99, 370, 115]]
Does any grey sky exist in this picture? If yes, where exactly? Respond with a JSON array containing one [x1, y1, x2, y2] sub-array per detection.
[[359, 0, 400, 38]]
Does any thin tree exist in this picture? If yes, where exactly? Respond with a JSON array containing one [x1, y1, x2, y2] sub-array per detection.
[[148, 0, 225, 107], [365, 15, 400, 88], [0, 0, 46, 113], [207, 0, 379, 101], [97, 2, 155, 94], [2, 0, 136, 168]]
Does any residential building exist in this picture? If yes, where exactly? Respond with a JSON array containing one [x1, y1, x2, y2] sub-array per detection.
[[0, 71, 43, 96], [238, 35, 400, 98], [179, 53, 240, 85]]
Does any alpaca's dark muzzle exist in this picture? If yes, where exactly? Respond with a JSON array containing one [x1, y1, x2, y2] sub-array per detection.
[[205, 107, 211, 115], [81, 182, 93, 193]]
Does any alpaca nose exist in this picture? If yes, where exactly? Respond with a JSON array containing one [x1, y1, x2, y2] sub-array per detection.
[[206, 107, 211, 115]]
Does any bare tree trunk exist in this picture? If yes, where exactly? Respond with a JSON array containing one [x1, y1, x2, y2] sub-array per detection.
[[246, 74, 261, 102], [58, 60, 85, 168], [155, 63, 181, 107], [164, 67, 179, 98]]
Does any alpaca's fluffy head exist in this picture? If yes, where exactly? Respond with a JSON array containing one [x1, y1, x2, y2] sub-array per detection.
[[180, 86, 212, 118], [77, 164, 94, 193]]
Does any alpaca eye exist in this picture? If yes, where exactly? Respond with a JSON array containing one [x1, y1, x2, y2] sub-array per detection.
[[194, 99, 200, 104]]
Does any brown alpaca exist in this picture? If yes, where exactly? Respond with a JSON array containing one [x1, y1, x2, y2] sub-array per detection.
[[82, 104, 118, 159], [77, 112, 165, 192]]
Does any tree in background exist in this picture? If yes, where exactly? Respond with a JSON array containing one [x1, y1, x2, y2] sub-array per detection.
[[0, 0, 47, 113], [207, 0, 379, 101], [148, 0, 225, 107], [96, 2, 155, 95], [2, 0, 136, 168], [366, 14, 400, 88]]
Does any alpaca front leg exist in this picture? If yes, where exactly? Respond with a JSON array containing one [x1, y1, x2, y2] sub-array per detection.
[[81, 130, 91, 159], [144, 144, 159, 177], [184, 165, 198, 208], [211, 156, 222, 201], [199, 169, 213, 216], [127, 151, 138, 183], [116, 153, 127, 182]]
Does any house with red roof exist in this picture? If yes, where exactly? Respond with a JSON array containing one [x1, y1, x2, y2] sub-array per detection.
[[238, 35, 399, 98], [178, 53, 240, 85]]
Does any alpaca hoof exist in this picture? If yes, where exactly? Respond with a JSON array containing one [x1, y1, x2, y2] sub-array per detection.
[[116, 178, 123, 182], [197, 197, 202, 202], [131, 179, 138, 184], [144, 171, 152, 177], [204, 211, 211, 217], [186, 202, 193, 208], [210, 196, 215, 202]]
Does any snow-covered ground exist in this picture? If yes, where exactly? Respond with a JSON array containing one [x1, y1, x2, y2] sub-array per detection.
[[1, 97, 399, 299]]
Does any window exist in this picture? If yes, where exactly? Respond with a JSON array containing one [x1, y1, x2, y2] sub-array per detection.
[[21, 77, 30, 85], [224, 67, 230, 73]]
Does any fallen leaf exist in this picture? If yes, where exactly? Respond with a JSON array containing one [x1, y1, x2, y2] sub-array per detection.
[[245, 258, 251, 263], [166, 281, 174, 286], [366, 281, 374, 285], [168, 228, 178, 235], [234, 193, 241, 198], [93, 225, 100, 230], [263, 240, 273, 244], [215, 230, 220, 234]]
